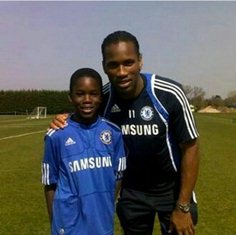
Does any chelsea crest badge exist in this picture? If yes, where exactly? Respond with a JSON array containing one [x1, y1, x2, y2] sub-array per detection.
[[140, 106, 154, 121], [100, 130, 112, 144]]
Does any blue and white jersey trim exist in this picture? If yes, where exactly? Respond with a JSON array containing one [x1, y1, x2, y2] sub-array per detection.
[[42, 163, 50, 185], [101, 117, 121, 131], [146, 74, 177, 171], [152, 75, 199, 139], [46, 128, 56, 137], [102, 82, 110, 95], [118, 157, 126, 172], [116, 156, 126, 180]]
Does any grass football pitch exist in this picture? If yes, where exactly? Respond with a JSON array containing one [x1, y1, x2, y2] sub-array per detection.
[[0, 113, 236, 234]]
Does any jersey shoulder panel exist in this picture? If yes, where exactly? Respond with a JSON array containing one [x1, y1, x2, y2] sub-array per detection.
[[101, 82, 111, 114], [44, 124, 72, 142], [102, 82, 110, 95], [151, 74, 187, 108], [148, 73, 199, 140], [155, 74, 182, 86], [152, 74, 183, 96], [100, 117, 122, 133]]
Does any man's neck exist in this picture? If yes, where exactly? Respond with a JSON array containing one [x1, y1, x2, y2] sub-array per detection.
[[119, 74, 144, 100]]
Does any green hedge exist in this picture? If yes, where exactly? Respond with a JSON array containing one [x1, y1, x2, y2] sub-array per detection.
[[0, 90, 73, 114]]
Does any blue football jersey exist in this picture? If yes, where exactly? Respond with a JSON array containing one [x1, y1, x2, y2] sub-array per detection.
[[42, 116, 126, 235]]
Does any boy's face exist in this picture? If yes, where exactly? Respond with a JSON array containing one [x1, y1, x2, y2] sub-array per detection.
[[69, 76, 102, 124]]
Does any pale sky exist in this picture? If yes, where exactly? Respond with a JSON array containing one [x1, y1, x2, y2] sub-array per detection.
[[0, 1, 236, 98]]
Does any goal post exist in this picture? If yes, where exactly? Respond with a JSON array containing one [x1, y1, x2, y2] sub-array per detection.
[[28, 106, 47, 119]]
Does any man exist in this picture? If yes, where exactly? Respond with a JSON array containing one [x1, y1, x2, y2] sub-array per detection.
[[51, 31, 200, 235]]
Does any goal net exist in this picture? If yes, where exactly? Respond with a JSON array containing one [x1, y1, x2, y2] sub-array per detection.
[[28, 106, 47, 119]]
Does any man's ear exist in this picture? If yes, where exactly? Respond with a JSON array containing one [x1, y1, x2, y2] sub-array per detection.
[[68, 94, 72, 103], [139, 55, 143, 71], [139, 60, 143, 70], [102, 60, 107, 74]]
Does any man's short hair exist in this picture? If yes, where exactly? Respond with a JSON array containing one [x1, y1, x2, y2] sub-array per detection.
[[101, 30, 141, 60]]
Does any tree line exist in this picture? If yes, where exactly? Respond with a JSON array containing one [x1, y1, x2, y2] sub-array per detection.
[[0, 90, 73, 115], [0, 88, 236, 115], [183, 86, 236, 111]]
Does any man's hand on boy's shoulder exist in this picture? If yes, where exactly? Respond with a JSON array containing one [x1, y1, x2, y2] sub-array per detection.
[[49, 113, 69, 130]]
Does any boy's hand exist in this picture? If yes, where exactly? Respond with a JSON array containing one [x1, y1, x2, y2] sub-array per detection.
[[49, 113, 69, 130]]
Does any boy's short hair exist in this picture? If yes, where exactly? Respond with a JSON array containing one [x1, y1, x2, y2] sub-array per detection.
[[70, 68, 103, 93]]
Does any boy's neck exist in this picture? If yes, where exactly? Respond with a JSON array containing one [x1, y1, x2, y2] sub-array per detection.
[[71, 113, 98, 125]]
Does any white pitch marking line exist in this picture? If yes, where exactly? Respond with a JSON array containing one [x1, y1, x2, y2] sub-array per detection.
[[0, 130, 45, 141]]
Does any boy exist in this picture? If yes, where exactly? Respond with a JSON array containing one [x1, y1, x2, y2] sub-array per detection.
[[42, 68, 126, 235]]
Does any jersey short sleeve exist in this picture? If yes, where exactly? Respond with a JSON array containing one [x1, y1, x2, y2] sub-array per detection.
[[113, 131, 126, 181], [42, 133, 59, 185], [170, 90, 199, 143]]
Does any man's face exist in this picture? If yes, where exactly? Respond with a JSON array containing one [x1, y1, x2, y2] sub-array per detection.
[[69, 76, 102, 124], [103, 41, 143, 98]]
